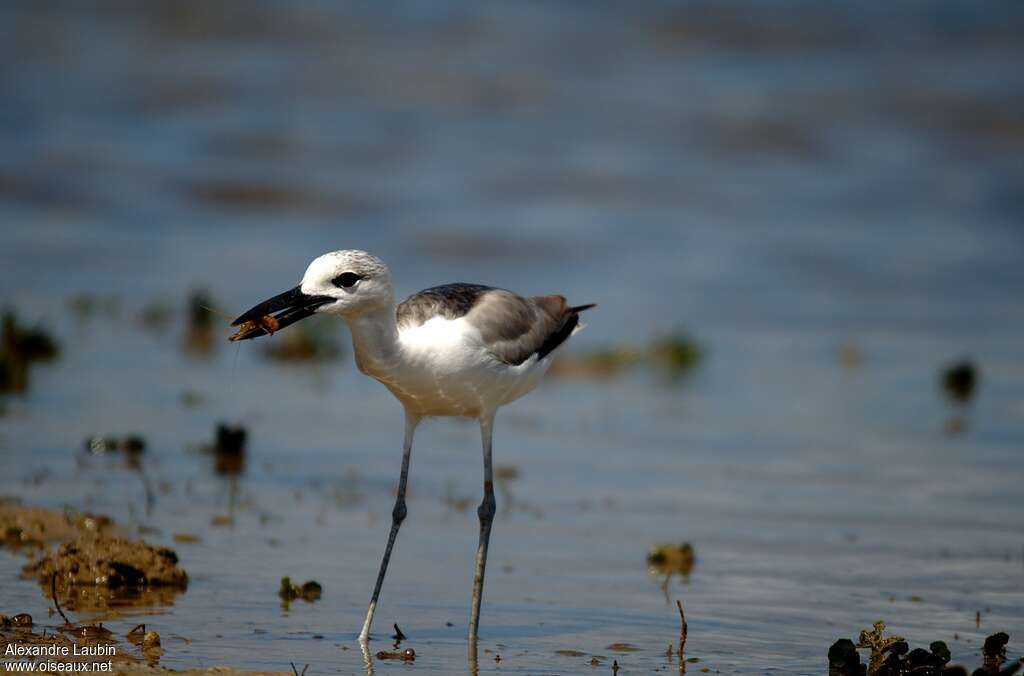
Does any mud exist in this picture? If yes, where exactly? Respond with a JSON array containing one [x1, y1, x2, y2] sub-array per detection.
[[1, 501, 116, 551], [0, 626, 286, 676], [23, 536, 188, 590]]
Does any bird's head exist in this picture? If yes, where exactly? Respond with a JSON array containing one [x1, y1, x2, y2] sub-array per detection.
[[229, 250, 394, 341]]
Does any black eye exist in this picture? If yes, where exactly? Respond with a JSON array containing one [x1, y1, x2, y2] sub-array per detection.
[[333, 272, 362, 288]]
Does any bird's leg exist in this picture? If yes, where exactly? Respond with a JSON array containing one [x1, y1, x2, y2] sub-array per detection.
[[468, 414, 496, 645], [360, 411, 419, 643]]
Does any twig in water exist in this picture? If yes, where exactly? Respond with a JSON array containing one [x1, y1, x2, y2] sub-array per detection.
[[289, 663, 308, 676], [393, 623, 407, 641], [50, 572, 72, 626], [677, 599, 688, 667]]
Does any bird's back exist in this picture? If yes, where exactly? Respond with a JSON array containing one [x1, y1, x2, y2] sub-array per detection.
[[385, 283, 593, 417]]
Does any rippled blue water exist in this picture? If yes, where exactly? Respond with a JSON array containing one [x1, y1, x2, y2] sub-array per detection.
[[2, 2, 1023, 673]]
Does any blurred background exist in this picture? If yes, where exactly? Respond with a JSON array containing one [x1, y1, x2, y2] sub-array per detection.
[[1, 1, 1022, 674]]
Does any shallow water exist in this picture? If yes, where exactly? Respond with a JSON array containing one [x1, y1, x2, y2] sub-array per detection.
[[2, 1, 1023, 674]]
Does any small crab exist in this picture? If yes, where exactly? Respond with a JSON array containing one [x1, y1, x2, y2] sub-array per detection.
[[228, 315, 279, 342]]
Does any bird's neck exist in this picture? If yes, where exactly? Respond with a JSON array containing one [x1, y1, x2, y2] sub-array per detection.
[[345, 304, 402, 377]]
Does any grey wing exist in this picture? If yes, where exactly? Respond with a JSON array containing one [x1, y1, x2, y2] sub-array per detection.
[[466, 290, 590, 366], [396, 283, 494, 328]]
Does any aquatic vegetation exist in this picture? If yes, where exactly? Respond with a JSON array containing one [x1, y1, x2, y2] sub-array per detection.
[[942, 360, 978, 403], [549, 333, 702, 381], [829, 622, 1021, 676], [649, 334, 702, 377], [278, 577, 322, 603], [548, 346, 642, 379], [137, 301, 175, 331], [84, 435, 146, 455], [261, 315, 343, 362], [183, 289, 219, 357], [0, 312, 59, 394], [67, 294, 120, 321], [188, 178, 336, 213], [648, 543, 696, 579], [649, 543, 697, 598], [856, 621, 907, 674], [203, 423, 247, 476], [941, 360, 979, 435]]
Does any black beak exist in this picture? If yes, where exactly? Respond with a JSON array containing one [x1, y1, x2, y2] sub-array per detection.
[[228, 286, 334, 342]]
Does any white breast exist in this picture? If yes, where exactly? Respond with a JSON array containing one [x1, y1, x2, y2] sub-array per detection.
[[365, 316, 551, 417]]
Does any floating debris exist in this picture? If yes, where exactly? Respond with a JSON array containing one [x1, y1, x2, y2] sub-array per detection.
[[126, 624, 148, 644], [607, 642, 640, 652], [375, 648, 415, 661], [0, 312, 60, 394]]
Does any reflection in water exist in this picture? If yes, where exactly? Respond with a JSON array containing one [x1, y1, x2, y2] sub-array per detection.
[[51, 583, 185, 615]]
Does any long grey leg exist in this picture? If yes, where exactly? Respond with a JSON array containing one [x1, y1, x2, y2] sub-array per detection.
[[468, 413, 496, 644], [360, 410, 420, 642]]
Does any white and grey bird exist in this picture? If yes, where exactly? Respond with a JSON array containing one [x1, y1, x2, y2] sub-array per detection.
[[229, 250, 594, 646]]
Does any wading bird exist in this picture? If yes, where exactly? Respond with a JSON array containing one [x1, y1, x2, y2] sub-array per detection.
[[229, 250, 594, 646]]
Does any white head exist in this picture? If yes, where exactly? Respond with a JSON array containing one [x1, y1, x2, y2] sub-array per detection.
[[299, 250, 394, 317], [229, 250, 394, 340]]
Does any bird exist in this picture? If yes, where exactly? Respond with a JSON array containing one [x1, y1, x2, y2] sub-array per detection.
[[229, 249, 594, 646]]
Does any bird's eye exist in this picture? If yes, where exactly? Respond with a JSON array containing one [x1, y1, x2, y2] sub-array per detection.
[[333, 272, 362, 289]]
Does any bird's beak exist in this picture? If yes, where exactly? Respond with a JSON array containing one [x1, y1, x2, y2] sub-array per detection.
[[228, 286, 334, 342]]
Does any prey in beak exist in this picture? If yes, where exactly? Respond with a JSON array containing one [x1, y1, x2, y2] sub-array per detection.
[[229, 286, 333, 342]]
